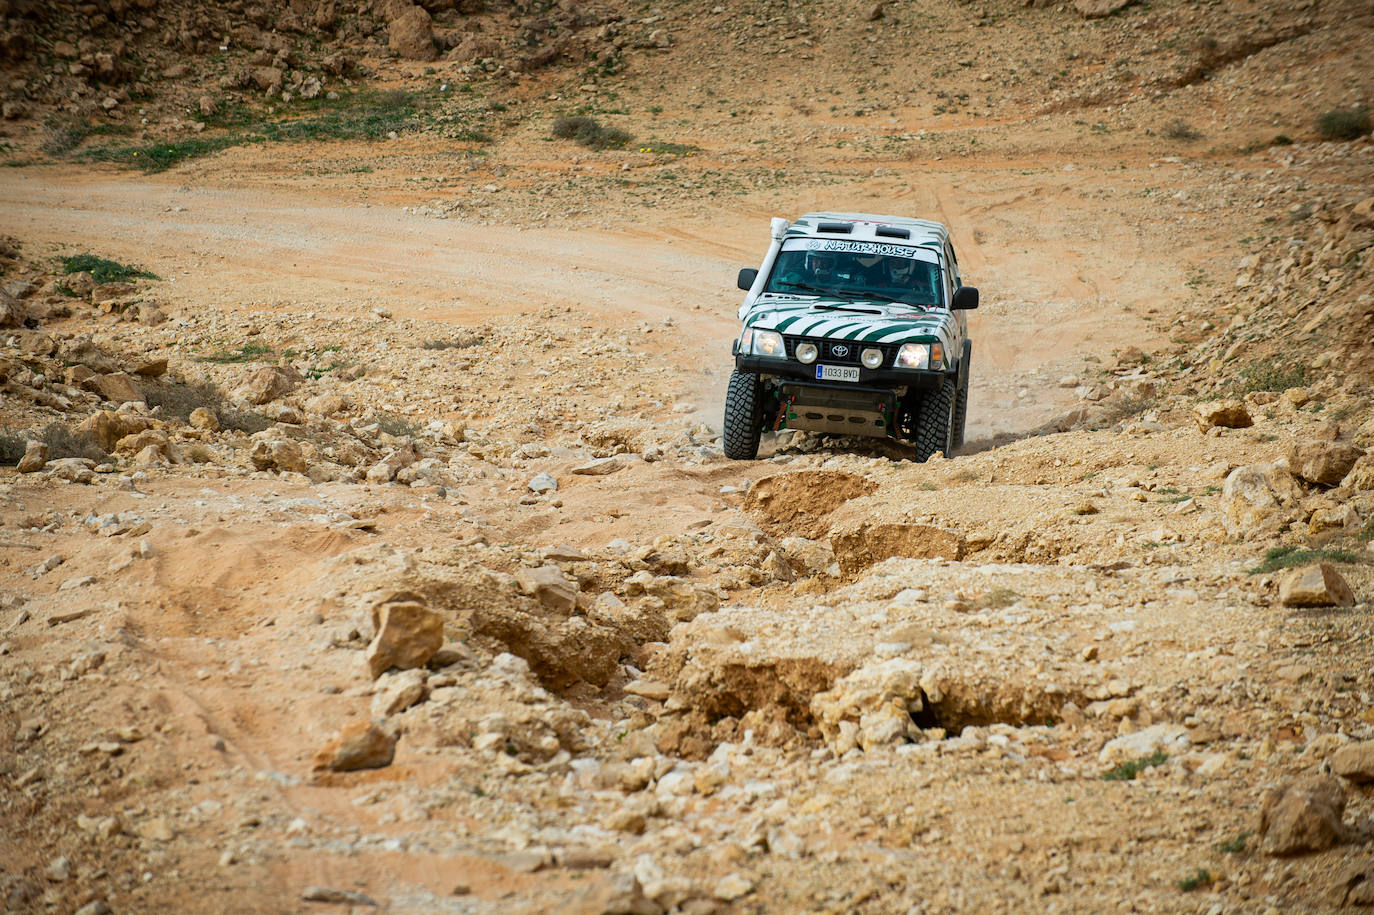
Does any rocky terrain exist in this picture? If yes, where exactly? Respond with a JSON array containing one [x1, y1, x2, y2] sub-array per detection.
[[1, 0, 1374, 913]]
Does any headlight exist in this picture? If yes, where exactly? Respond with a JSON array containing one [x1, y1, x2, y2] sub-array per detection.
[[895, 343, 945, 370], [742, 328, 785, 358], [795, 342, 818, 364], [861, 347, 884, 369]]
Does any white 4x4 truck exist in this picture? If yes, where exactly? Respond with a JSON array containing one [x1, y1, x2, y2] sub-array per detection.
[[725, 212, 979, 461]]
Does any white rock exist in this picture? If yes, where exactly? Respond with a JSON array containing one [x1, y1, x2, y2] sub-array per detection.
[[1098, 723, 1190, 767]]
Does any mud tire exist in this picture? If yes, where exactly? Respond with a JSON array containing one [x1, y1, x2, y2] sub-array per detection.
[[910, 376, 956, 462], [723, 370, 764, 460], [951, 352, 971, 452]]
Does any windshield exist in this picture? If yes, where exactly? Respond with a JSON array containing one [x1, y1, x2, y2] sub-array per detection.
[[762, 238, 943, 307]]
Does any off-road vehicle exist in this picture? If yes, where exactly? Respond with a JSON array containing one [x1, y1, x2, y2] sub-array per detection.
[[724, 212, 979, 461]]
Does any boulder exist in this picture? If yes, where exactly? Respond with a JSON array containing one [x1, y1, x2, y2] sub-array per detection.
[[1287, 440, 1365, 487], [1259, 773, 1352, 856], [62, 337, 120, 374], [365, 593, 443, 679], [365, 446, 416, 484], [515, 565, 578, 614], [1331, 741, 1374, 784], [811, 658, 925, 753], [1278, 563, 1356, 608], [1193, 400, 1253, 430], [1220, 465, 1284, 538], [46, 458, 95, 483], [830, 522, 965, 575], [1098, 723, 1190, 768], [305, 392, 349, 416], [76, 410, 152, 451], [1307, 501, 1360, 534], [64, 272, 96, 297], [236, 365, 302, 405], [16, 440, 47, 472], [0, 287, 24, 326], [1342, 454, 1374, 491], [388, 4, 438, 60], [189, 407, 219, 431], [129, 357, 168, 377], [370, 669, 427, 718], [1074, 0, 1135, 17], [251, 66, 284, 92], [248, 438, 308, 474], [83, 371, 142, 404], [311, 721, 396, 772]]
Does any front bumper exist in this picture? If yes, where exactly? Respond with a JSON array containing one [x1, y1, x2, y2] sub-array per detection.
[[734, 353, 950, 391]]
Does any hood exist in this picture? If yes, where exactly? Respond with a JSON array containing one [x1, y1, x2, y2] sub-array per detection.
[[744, 299, 953, 348]]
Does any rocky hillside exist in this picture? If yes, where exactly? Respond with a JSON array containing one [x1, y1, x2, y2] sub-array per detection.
[[0, 0, 1373, 912]]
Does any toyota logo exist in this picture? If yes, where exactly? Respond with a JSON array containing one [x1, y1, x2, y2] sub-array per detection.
[[831, 344, 849, 357]]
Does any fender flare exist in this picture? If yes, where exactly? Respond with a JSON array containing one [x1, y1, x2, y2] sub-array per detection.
[[956, 338, 973, 387]]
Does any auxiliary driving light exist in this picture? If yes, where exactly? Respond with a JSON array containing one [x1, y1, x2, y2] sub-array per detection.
[[795, 342, 818, 364], [860, 347, 884, 370]]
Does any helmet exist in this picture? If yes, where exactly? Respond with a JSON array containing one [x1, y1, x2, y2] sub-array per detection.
[[806, 250, 837, 278]]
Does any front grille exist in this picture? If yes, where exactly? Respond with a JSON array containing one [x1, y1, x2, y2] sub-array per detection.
[[783, 335, 898, 368]]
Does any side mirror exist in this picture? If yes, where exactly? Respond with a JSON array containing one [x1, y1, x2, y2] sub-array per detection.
[[952, 286, 979, 310], [737, 268, 759, 291]]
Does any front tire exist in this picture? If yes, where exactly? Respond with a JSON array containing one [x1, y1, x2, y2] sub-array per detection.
[[723, 370, 764, 460], [951, 353, 971, 453], [910, 376, 956, 462]]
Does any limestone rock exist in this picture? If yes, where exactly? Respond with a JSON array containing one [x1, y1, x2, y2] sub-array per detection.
[[16, 440, 47, 472], [130, 357, 168, 377], [252, 66, 283, 92], [65, 272, 96, 297], [76, 410, 152, 451], [62, 338, 120, 374], [249, 438, 308, 474], [1307, 500, 1360, 534], [1342, 454, 1374, 491], [1220, 465, 1283, 538], [779, 536, 835, 575], [571, 457, 625, 476], [389, 4, 438, 60], [1278, 563, 1355, 607], [1259, 773, 1352, 856], [811, 658, 925, 753], [365, 594, 443, 679], [189, 407, 219, 431], [1287, 440, 1365, 487], [1331, 741, 1374, 784], [236, 365, 303, 405], [371, 668, 428, 718], [515, 565, 578, 614], [82, 371, 141, 404], [365, 446, 416, 484], [1193, 400, 1252, 430], [1098, 724, 1190, 767], [0, 287, 24, 326], [305, 392, 349, 415], [528, 472, 558, 493], [311, 721, 396, 772], [830, 522, 964, 575], [47, 458, 95, 484], [1074, 0, 1136, 17]]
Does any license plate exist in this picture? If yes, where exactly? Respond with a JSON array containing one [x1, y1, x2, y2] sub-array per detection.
[[816, 364, 860, 382]]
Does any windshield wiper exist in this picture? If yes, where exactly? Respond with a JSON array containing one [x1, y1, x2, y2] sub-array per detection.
[[811, 303, 882, 314], [772, 280, 832, 296]]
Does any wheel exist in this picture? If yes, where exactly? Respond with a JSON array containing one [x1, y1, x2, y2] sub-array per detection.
[[951, 353, 971, 452], [910, 376, 956, 462], [723, 369, 764, 460]]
